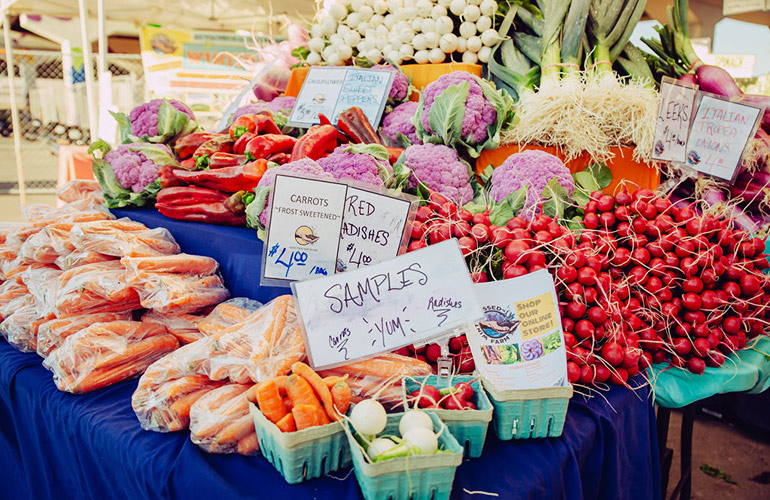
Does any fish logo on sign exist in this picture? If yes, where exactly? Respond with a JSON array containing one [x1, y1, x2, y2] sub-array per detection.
[[687, 150, 701, 166], [477, 306, 519, 342], [295, 226, 320, 246]]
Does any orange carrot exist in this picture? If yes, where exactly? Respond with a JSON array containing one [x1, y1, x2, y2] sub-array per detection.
[[275, 413, 296, 432], [292, 362, 339, 422], [291, 404, 319, 430], [92, 333, 177, 372], [282, 397, 293, 414], [273, 375, 288, 396], [215, 415, 255, 444], [323, 375, 348, 388], [237, 433, 259, 455], [331, 382, 351, 416], [286, 374, 329, 424], [256, 380, 288, 424], [168, 388, 211, 423], [245, 384, 259, 404], [122, 254, 218, 275]]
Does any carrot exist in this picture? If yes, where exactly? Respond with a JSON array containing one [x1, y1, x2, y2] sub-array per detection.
[[122, 254, 219, 276], [291, 404, 319, 430], [286, 374, 330, 425], [213, 303, 252, 324], [65, 355, 165, 394], [237, 433, 259, 455], [331, 382, 352, 416], [245, 384, 259, 404], [168, 388, 211, 424], [92, 334, 178, 372], [275, 413, 296, 432], [215, 415, 255, 444], [273, 375, 289, 396], [256, 380, 288, 424], [292, 362, 339, 422], [162, 375, 211, 400], [323, 375, 349, 388], [282, 397, 293, 414]]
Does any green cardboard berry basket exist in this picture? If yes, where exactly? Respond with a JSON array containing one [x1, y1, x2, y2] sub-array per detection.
[[343, 411, 463, 500], [481, 378, 573, 440], [402, 375, 493, 458], [249, 402, 351, 484]]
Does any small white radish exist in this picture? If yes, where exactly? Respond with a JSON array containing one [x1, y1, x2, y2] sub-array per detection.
[[366, 48, 383, 63], [357, 40, 373, 53], [321, 17, 337, 36], [308, 37, 325, 52], [358, 5, 374, 21], [345, 12, 361, 28], [414, 49, 430, 64], [367, 437, 397, 458], [459, 21, 476, 38], [450, 0, 466, 16], [399, 29, 416, 44], [436, 16, 454, 35], [466, 35, 482, 53], [477, 45, 492, 63], [413, 33, 428, 51], [404, 427, 438, 455], [336, 24, 351, 37], [431, 5, 447, 19], [350, 399, 387, 436], [373, 0, 388, 14], [424, 31, 440, 49], [384, 14, 396, 28], [388, 0, 403, 10], [329, 34, 343, 46], [480, 28, 499, 46], [344, 30, 361, 47], [399, 44, 414, 59], [411, 17, 424, 31], [338, 44, 354, 60], [400, 7, 417, 20], [327, 52, 343, 66], [322, 45, 336, 60], [476, 15, 492, 33], [399, 410, 434, 437], [374, 36, 387, 49], [329, 3, 347, 21], [438, 0, 452, 7], [364, 28, 377, 40], [376, 24, 389, 37], [307, 51, 322, 65], [480, 0, 497, 16], [392, 21, 409, 33], [416, 0, 433, 16], [429, 47, 446, 63], [387, 50, 402, 64], [456, 36, 467, 53], [463, 4, 481, 22], [467, 0, 482, 5], [311, 24, 323, 39], [352, 0, 365, 10], [371, 14, 385, 27], [420, 18, 436, 34], [439, 33, 458, 53], [462, 50, 478, 64]]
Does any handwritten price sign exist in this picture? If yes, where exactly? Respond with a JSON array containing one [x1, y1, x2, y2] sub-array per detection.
[[292, 239, 483, 370], [652, 78, 698, 164]]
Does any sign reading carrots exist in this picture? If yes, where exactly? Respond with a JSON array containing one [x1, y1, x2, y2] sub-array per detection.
[[292, 239, 483, 370]]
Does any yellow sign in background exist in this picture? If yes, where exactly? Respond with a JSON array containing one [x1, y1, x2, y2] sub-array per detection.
[[515, 292, 557, 340]]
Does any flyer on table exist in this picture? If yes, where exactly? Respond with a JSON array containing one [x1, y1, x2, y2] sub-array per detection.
[[466, 269, 568, 390]]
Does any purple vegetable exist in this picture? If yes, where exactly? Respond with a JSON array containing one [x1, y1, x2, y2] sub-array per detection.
[[739, 94, 770, 131], [678, 73, 697, 86], [695, 64, 742, 98], [700, 179, 759, 233]]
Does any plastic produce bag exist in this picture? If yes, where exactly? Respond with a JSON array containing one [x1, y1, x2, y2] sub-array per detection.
[[70, 219, 180, 258], [0, 299, 49, 353], [189, 383, 258, 455], [197, 298, 262, 336], [37, 312, 132, 358], [0, 223, 24, 244], [7, 210, 113, 252], [0, 278, 28, 320], [57, 179, 102, 203], [43, 320, 179, 394], [54, 260, 141, 317], [141, 310, 207, 345], [55, 250, 117, 271], [122, 254, 219, 277], [22, 266, 63, 317]]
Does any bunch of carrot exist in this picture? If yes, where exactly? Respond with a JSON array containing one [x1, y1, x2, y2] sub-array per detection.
[[189, 383, 259, 455], [37, 312, 131, 357], [248, 362, 351, 432], [53, 260, 141, 317], [69, 219, 181, 258]]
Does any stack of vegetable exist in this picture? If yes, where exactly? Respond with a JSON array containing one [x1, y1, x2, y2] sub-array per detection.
[[351, 404, 445, 462], [305, 0, 501, 65], [189, 383, 259, 455]]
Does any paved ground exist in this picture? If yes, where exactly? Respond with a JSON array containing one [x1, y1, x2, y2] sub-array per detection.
[[0, 136, 59, 186], [0, 193, 58, 221]]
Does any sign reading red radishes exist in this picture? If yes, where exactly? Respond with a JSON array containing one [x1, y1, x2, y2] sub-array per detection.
[[684, 94, 764, 182]]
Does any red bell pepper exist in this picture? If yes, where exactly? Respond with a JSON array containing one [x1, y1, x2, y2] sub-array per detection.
[[244, 134, 297, 160], [156, 186, 245, 226], [157, 186, 228, 205], [229, 112, 282, 139], [174, 133, 219, 159], [233, 132, 256, 155], [290, 124, 339, 162], [209, 152, 247, 169], [266, 152, 290, 165], [386, 147, 405, 165], [336, 107, 382, 145], [171, 159, 267, 193], [193, 135, 234, 168], [253, 113, 282, 135]]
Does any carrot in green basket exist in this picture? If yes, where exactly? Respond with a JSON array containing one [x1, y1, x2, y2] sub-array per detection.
[[292, 362, 339, 422], [331, 382, 351, 416], [291, 404, 320, 430], [256, 380, 288, 424], [286, 374, 329, 424], [275, 413, 296, 433]]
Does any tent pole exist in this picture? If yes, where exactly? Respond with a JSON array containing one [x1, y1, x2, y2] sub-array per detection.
[[3, 10, 26, 206], [97, 0, 107, 75], [78, 0, 98, 142]]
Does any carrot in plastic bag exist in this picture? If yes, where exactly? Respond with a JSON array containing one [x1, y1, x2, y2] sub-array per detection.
[[122, 254, 219, 277], [70, 219, 180, 258], [197, 298, 262, 336], [37, 312, 132, 357], [189, 383, 257, 455], [141, 310, 207, 345], [0, 301, 41, 353], [57, 179, 102, 203], [132, 274, 229, 315], [55, 250, 117, 271]]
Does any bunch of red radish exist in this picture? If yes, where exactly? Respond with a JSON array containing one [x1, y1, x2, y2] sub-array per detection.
[[394, 334, 475, 374], [402, 188, 770, 386], [407, 381, 477, 410]]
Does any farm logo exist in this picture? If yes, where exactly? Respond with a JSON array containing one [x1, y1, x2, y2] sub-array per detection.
[[294, 226, 319, 246], [686, 150, 701, 165], [312, 93, 327, 105], [654, 140, 665, 156], [477, 306, 519, 344]]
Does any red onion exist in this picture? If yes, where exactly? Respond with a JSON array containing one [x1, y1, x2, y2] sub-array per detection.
[[678, 73, 697, 86], [739, 94, 770, 131], [695, 64, 742, 98], [701, 182, 759, 233]]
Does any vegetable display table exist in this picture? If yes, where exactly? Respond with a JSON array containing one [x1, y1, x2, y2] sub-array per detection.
[[649, 338, 770, 500], [0, 208, 661, 500]]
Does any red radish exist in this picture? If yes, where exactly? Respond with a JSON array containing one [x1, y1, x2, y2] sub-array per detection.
[[722, 316, 741, 335], [472, 212, 490, 225], [556, 265, 578, 284], [706, 351, 725, 368], [601, 342, 624, 366], [579, 365, 596, 385], [681, 293, 702, 311], [411, 221, 426, 239], [740, 274, 762, 296], [453, 221, 472, 238], [490, 227, 513, 248], [504, 240, 530, 262], [578, 267, 598, 286], [463, 401, 477, 410], [673, 338, 692, 356], [567, 361, 581, 383], [410, 386, 440, 408], [615, 190, 631, 205], [687, 357, 706, 375], [693, 338, 710, 357], [594, 364, 611, 383], [458, 209, 473, 222], [458, 236, 476, 256], [425, 343, 442, 363], [408, 240, 427, 252], [470, 272, 488, 283], [443, 394, 465, 410], [504, 265, 528, 279], [566, 301, 587, 319], [575, 320, 596, 340], [394, 346, 411, 356], [609, 367, 629, 385], [470, 224, 490, 243], [454, 382, 474, 401], [415, 206, 432, 222]]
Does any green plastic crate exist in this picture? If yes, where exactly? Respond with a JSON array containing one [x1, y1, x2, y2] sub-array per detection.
[[249, 402, 351, 484], [402, 375, 493, 458], [481, 378, 573, 440], [343, 411, 463, 500]]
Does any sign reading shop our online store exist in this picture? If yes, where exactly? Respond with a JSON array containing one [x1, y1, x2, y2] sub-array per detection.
[[287, 66, 394, 128], [293, 240, 484, 370]]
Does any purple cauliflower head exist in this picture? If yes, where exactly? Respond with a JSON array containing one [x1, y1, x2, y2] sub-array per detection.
[[318, 145, 394, 189], [104, 143, 173, 193], [128, 99, 195, 138], [489, 150, 575, 214], [421, 71, 497, 144], [372, 65, 409, 104], [380, 101, 422, 147], [233, 96, 297, 122], [252, 158, 334, 228], [402, 143, 473, 205]]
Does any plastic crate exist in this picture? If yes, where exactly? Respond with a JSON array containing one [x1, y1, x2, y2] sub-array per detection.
[[402, 375, 493, 458], [249, 402, 351, 484], [481, 378, 573, 440], [344, 411, 463, 500]]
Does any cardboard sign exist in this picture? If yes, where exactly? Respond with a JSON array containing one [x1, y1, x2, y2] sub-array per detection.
[[293, 239, 484, 370], [337, 186, 415, 272], [261, 175, 348, 286], [287, 66, 394, 128], [685, 94, 764, 182], [465, 269, 567, 390], [652, 77, 698, 163]]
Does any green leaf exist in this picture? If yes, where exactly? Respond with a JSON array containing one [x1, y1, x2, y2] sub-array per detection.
[[244, 151, 256, 162], [479, 164, 495, 185], [489, 186, 528, 226], [573, 188, 590, 207], [342, 143, 390, 162], [245, 185, 272, 229], [87, 139, 112, 157], [129, 143, 179, 167], [541, 178, 569, 220], [109, 111, 132, 144], [291, 45, 311, 61], [427, 81, 470, 146], [585, 162, 613, 189], [395, 132, 412, 149], [416, 181, 432, 202], [232, 125, 249, 139], [92, 158, 160, 208]]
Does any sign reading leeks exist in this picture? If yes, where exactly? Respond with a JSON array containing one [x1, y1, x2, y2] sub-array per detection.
[[651, 77, 698, 164], [293, 240, 484, 370]]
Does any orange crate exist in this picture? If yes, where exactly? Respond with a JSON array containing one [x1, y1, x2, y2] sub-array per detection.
[[476, 145, 660, 195], [284, 63, 482, 102]]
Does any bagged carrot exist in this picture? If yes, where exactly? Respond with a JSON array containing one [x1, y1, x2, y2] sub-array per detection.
[[70, 219, 180, 258], [54, 260, 141, 317], [129, 273, 230, 315], [197, 298, 262, 336], [55, 250, 117, 271], [122, 254, 219, 277], [189, 383, 258, 455], [21, 266, 62, 318], [42, 320, 179, 394], [141, 310, 207, 345], [0, 299, 41, 353], [37, 311, 132, 357], [0, 222, 24, 244], [0, 279, 29, 320], [57, 179, 102, 203]]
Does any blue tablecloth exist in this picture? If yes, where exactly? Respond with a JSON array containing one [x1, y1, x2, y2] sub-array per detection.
[[0, 208, 662, 500]]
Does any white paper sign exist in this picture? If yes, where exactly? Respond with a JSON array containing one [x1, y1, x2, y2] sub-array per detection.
[[287, 66, 394, 128], [261, 175, 348, 285], [293, 239, 484, 370], [465, 269, 567, 390], [337, 186, 415, 272], [652, 78, 698, 163], [685, 94, 764, 182]]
